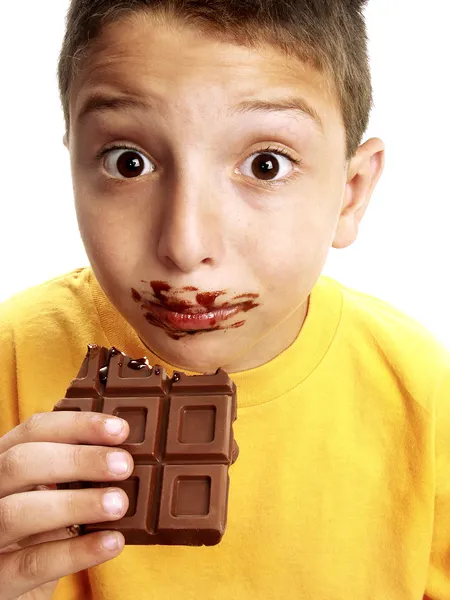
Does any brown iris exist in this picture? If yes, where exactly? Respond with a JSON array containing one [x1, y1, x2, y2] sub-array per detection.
[[252, 153, 280, 180], [116, 151, 146, 178]]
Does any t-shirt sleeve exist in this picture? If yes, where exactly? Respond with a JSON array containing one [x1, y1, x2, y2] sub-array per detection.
[[0, 300, 20, 437], [424, 354, 450, 599]]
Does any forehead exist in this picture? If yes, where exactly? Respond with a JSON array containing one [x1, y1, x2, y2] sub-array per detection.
[[71, 14, 341, 132]]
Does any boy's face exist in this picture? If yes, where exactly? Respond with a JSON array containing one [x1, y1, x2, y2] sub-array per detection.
[[66, 14, 384, 373]]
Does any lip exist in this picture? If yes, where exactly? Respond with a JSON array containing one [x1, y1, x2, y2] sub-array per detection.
[[146, 302, 241, 331]]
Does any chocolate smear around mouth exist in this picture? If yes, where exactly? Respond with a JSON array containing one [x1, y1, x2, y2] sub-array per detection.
[[130, 282, 260, 340]]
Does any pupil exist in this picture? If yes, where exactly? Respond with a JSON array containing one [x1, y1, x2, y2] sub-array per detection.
[[252, 153, 280, 180], [117, 151, 144, 178]]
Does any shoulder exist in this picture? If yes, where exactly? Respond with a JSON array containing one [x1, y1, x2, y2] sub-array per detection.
[[0, 267, 93, 325], [0, 267, 102, 353], [337, 277, 447, 355], [325, 276, 450, 414], [0, 267, 104, 417]]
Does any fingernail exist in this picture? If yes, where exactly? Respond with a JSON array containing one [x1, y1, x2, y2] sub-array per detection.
[[104, 418, 124, 435], [101, 532, 120, 551], [102, 490, 124, 515], [107, 451, 129, 475]]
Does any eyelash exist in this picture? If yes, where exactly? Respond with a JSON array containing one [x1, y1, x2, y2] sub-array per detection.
[[95, 143, 302, 186]]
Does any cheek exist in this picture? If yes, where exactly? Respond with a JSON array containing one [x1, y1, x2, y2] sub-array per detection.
[[253, 202, 332, 288], [73, 197, 137, 294], [73, 176, 153, 261]]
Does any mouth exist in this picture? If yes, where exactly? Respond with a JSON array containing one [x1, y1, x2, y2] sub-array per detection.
[[144, 302, 242, 331]]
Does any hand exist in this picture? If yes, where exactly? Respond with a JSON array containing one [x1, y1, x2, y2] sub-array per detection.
[[0, 411, 133, 600]]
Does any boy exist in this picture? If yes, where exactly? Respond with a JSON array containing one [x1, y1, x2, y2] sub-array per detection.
[[0, 0, 448, 598]]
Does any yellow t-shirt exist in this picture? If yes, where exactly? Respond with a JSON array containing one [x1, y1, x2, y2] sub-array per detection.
[[1, 267, 450, 600]]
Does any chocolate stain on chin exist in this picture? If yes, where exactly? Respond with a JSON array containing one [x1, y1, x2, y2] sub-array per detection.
[[131, 281, 260, 340]]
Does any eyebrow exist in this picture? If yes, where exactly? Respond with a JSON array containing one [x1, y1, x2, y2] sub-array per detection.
[[77, 94, 151, 122], [230, 97, 323, 132], [77, 92, 324, 132]]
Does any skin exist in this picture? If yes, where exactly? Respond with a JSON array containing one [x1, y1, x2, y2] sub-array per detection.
[[0, 17, 386, 595], [0, 411, 134, 598], [65, 14, 385, 374]]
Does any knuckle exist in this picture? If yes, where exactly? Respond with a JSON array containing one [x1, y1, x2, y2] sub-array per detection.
[[66, 489, 76, 515], [91, 446, 107, 474], [71, 444, 83, 471], [72, 410, 84, 428], [0, 445, 22, 479], [73, 410, 98, 438], [0, 498, 16, 536], [17, 546, 43, 580], [66, 532, 80, 566], [22, 412, 46, 436]]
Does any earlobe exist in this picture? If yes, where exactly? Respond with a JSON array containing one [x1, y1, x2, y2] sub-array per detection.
[[332, 137, 385, 249], [63, 133, 68, 149]]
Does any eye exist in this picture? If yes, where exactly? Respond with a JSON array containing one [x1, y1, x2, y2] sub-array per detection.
[[102, 148, 155, 179], [239, 147, 300, 183]]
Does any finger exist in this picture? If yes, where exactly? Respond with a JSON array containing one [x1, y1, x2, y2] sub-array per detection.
[[0, 529, 125, 599], [15, 483, 58, 495], [0, 525, 80, 555], [21, 525, 81, 548], [0, 441, 133, 499], [0, 487, 129, 550], [0, 411, 130, 455], [31, 579, 60, 599]]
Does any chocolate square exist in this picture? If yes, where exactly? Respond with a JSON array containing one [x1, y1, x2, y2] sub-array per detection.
[[103, 397, 166, 462], [53, 346, 238, 546], [158, 464, 229, 546], [165, 395, 233, 462]]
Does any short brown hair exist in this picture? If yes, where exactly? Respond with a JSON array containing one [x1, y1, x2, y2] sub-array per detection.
[[58, 0, 372, 160]]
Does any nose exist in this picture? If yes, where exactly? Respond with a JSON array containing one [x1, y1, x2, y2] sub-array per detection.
[[156, 176, 225, 273]]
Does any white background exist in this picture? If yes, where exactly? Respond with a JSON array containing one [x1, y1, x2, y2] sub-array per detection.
[[0, 1, 449, 348]]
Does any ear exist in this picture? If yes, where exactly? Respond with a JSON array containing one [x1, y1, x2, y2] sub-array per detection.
[[63, 133, 69, 149], [332, 137, 385, 249]]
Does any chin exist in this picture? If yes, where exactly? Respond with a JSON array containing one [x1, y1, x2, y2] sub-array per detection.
[[141, 327, 242, 373]]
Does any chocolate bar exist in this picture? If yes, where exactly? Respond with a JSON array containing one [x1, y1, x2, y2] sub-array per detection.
[[53, 345, 238, 545]]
